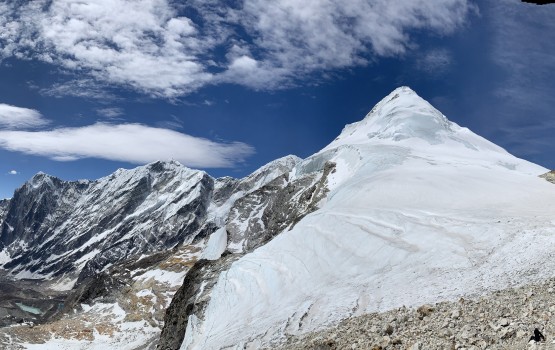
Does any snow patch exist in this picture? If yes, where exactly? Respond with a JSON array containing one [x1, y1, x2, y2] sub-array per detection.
[[0, 249, 11, 265], [134, 269, 187, 287], [200, 227, 227, 260]]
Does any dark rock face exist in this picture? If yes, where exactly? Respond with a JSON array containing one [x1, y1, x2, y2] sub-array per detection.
[[157, 254, 240, 350], [226, 161, 335, 253], [0, 174, 89, 250], [0, 199, 9, 222], [0, 161, 214, 281]]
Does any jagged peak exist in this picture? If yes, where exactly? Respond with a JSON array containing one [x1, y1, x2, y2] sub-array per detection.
[[27, 172, 61, 189], [145, 160, 185, 172]]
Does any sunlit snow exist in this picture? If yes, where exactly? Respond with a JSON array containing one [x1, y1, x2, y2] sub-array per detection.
[[183, 87, 555, 349]]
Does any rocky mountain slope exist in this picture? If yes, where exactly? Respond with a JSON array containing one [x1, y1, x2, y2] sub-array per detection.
[[278, 277, 555, 350], [0, 155, 301, 346], [0, 156, 300, 285], [0, 161, 212, 282], [0, 199, 8, 222]]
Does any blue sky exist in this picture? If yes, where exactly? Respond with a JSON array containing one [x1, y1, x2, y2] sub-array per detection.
[[0, 0, 554, 198]]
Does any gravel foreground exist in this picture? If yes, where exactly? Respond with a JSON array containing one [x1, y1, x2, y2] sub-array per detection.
[[277, 278, 555, 350]]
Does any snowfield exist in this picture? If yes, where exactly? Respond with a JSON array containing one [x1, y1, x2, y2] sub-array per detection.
[[182, 87, 555, 349]]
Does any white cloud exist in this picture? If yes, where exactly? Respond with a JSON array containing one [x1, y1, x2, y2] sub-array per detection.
[[8, 170, 18, 175], [97, 107, 124, 118], [0, 0, 476, 97], [0, 103, 49, 129], [216, 0, 476, 88], [0, 123, 254, 168], [1, 0, 215, 98]]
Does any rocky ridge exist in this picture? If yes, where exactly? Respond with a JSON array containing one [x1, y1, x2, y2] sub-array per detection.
[[0, 161, 212, 281], [0, 154, 307, 345], [0, 199, 9, 223], [278, 278, 555, 350]]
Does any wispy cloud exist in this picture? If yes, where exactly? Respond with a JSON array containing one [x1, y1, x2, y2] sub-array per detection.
[[41, 79, 118, 100], [7, 170, 18, 175], [0, 103, 49, 129], [490, 1, 555, 113], [0, 123, 254, 168], [97, 107, 124, 119], [217, 0, 475, 89], [0, 0, 476, 98], [488, 0, 555, 159], [416, 48, 453, 77], [156, 115, 184, 130]]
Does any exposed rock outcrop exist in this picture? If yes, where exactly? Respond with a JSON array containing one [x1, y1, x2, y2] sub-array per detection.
[[540, 170, 555, 184], [157, 254, 240, 350]]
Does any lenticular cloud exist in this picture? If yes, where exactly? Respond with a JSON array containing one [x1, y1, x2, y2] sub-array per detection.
[[0, 123, 254, 168]]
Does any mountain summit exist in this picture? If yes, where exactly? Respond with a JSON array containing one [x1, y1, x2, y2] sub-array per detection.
[[325, 86, 504, 154], [180, 87, 555, 349], [329, 86, 452, 146]]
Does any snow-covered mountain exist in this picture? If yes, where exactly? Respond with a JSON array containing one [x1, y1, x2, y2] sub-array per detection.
[[0, 161, 211, 283], [175, 87, 555, 349], [0, 157, 299, 286], [0, 153, 302, 347], [2, 87, 555, 350]]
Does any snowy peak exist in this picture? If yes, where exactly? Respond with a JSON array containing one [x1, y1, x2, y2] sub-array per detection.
[[108, 160, 199, 181], [327, 86, 454, 148], [26, 172, 64, 191], [364, 86, 450, 133], [322, 86, 515, 160], [177, 88, 555, 349], [239, 155, 300, 185]]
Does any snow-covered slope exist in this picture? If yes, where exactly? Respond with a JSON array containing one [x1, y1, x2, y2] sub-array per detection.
[[181, 87, 555, 349]]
